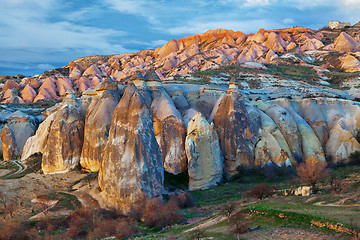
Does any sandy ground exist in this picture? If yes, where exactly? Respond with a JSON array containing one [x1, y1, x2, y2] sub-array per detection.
[[0, 169, 87, 220]]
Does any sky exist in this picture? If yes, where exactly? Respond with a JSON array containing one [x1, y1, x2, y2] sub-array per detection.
[[0, 0, 360, 76]]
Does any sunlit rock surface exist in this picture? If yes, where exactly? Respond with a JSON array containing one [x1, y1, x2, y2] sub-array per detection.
[[98, 84, 164, 211]]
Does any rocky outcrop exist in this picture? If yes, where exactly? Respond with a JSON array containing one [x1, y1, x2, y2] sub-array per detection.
[[21, 113, 56, 165], [98, 84, 163, 211], [6, 111, 37, 153], [145, 69, 187, 174], [41, 93, 84, 174], [185, 113, 223, 190], [1, 125, 17, 161], [213, 79, 258, 177], [80, 78, 120, 172], [333, 32, 360, 52]]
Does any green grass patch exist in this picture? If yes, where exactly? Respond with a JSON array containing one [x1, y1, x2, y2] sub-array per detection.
[[50, 192, 81, 211], [244, 206, 350, 237]]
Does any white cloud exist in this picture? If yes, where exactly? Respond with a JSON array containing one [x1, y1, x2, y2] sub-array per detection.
[[283, 18, 294, 24], [37, 63, 56, 70], [165, 19, 282, 35]]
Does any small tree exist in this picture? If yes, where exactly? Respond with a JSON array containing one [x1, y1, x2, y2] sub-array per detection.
[[297, 159, 328, 191], [246, 183, 273, 200], [221, 201, 236, 222]]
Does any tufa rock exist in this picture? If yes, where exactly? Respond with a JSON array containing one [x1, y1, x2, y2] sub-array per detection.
[[1, 124, 17, 161], [98, 84, 164, 211], [185, 113, 223, 190], [80, 78, 120, 172], [41, 95, 84, 174]]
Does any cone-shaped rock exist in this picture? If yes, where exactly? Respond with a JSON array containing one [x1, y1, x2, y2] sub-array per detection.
[[1, 125, 17, 161], [41, 94, 84, 174], [80, 78, 120, 172], [145, 69, 187, 174], [333, 32, 360, 52], [213, 82, 257, 177], [186, 113, 223, 190], [21, 112, 56, 165], [98, 84, 164, 211]]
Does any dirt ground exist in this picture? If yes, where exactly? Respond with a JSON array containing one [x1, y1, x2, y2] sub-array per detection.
[[0, 168, 87, 220]]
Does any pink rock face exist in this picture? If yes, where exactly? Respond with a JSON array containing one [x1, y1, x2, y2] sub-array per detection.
[[299, 38, 324, 51], [34, 78, 57, 102], [264, 32, 286, 53], [83, 64, 103, 77], [21, 84, 37, 103], [333, 32, 360, 52], [56, 76, 74, 96], [2, 80, 20, 93]]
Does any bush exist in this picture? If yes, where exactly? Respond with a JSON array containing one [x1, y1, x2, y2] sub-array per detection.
[[142, 198, 182, 228], [169, 192, 194, 208], [297, 159, 329, 191], [246, 183, 273, 200], [349, 151, 360, 165], [87, 218, 137, 239], [230, 212, 250, 239], [0, 221, 26, 240], [263, 162, 295, 180]]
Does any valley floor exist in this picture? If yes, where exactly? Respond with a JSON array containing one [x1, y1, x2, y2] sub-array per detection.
[[0, 161, 359, 239]]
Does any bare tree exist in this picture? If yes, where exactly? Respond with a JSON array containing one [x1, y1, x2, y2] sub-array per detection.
[[297, 159, 328, 191], [221, 201, 235, 223]]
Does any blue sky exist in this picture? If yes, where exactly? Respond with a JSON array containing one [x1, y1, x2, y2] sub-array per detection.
[[0, 0, 359, 76]]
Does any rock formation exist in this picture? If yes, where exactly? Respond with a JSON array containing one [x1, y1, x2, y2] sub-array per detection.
[[213, 78, 258, 177], [6, 111, 37, 153], [145, 69, 187, 174], [80, 78, 120, 172], [1, 124, 17, 161], [186, 113, 223, 190], [98, 84, 164, 211], [41, 92, 84, 174]]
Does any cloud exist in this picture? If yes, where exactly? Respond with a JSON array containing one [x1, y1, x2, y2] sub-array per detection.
[[36, 64, 56, 70], [0, 0, 132, 75]]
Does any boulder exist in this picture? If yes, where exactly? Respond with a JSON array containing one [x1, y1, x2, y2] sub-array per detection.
[[41, 94, 84, 174], [186, 113, 223, 190], [80, 79, 120, 172], [98, 84, 164, 211], [0, 125, 17, 161]]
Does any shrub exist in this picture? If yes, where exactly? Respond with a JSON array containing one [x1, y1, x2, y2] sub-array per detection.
[[263, 162, 295, 180], [169, 192, 194, 208], [0, 221, 26, 240], [65, 206, 102, 238], [246, 183, 273, 200], [142, 198, 182, 228], [221, 201, 236, 222], [297, 159, 329, 191], [349, 151, 360, 165], [230, 212, 250, 239]]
